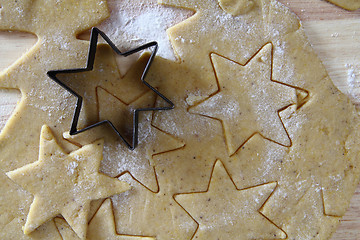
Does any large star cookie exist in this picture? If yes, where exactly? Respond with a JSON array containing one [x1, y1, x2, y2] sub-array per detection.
[[6, 125, 129, 239]]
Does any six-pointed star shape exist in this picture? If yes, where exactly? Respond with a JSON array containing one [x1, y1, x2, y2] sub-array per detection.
[[175, 160, 286, 240], [190, 43, 298, 156], [47, 27, 174, 150], [6, 125, 130, 240]]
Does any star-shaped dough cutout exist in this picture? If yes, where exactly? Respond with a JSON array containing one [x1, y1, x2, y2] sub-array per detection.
[[6, 125, 130, 239], [190, 43, 297, 156], [174, 160, 286, 240]]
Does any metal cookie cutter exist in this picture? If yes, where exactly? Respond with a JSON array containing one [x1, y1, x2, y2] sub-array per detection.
[[47, 27, 174, 150]]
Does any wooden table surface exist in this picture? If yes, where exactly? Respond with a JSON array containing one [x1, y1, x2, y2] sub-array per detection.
[[0, 0, 359, 239]]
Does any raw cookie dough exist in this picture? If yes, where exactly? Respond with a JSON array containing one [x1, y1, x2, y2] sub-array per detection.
[[174, 160, 286, 239], [0, 0, 124, 239], [56, 199, 156, 239], [326, 0, 360, 11], [6, 125, 130, 239], [0, 0, 360, 240]]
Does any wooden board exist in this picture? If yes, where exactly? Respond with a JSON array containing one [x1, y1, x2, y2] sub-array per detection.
[[0, 0, 359, 239]]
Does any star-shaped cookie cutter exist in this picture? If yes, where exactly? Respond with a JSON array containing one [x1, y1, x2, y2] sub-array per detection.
[[47, 27, 174, 150]]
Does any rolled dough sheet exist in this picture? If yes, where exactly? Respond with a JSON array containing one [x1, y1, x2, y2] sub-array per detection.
[[0, 0, 359, 239]]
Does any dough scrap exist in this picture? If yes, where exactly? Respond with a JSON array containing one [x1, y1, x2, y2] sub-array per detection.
[[326, 0, 360, 10], [6, 125, 130, 239], [175, 160, 286, 240]]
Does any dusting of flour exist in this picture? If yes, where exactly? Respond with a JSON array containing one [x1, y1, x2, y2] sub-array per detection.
[[97, 0, 193, 61]]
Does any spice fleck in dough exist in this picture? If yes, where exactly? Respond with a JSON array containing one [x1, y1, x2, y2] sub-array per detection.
[[0, 0, 359, 239]]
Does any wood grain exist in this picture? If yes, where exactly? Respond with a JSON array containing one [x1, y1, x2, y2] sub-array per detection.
[[0, 0, 359, 239]]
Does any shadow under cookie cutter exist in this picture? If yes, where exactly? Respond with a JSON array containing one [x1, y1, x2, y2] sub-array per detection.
[[47, 27, 174, 150]]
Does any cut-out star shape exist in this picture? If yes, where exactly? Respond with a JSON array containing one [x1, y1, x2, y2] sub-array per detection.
[[174, 160, 286, 240], [47, 27, 174, 150], [190, 43, 300, 156], [6, 125, 130, 239]]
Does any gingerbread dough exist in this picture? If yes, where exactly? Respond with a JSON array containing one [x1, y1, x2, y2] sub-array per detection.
[[0, 0, 359, 239]]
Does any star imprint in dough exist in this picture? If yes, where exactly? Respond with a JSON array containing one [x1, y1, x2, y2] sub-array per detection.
[[174, 160, 286, 240], [190, 43, 297, 156], [6, 125, 130, 239]]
